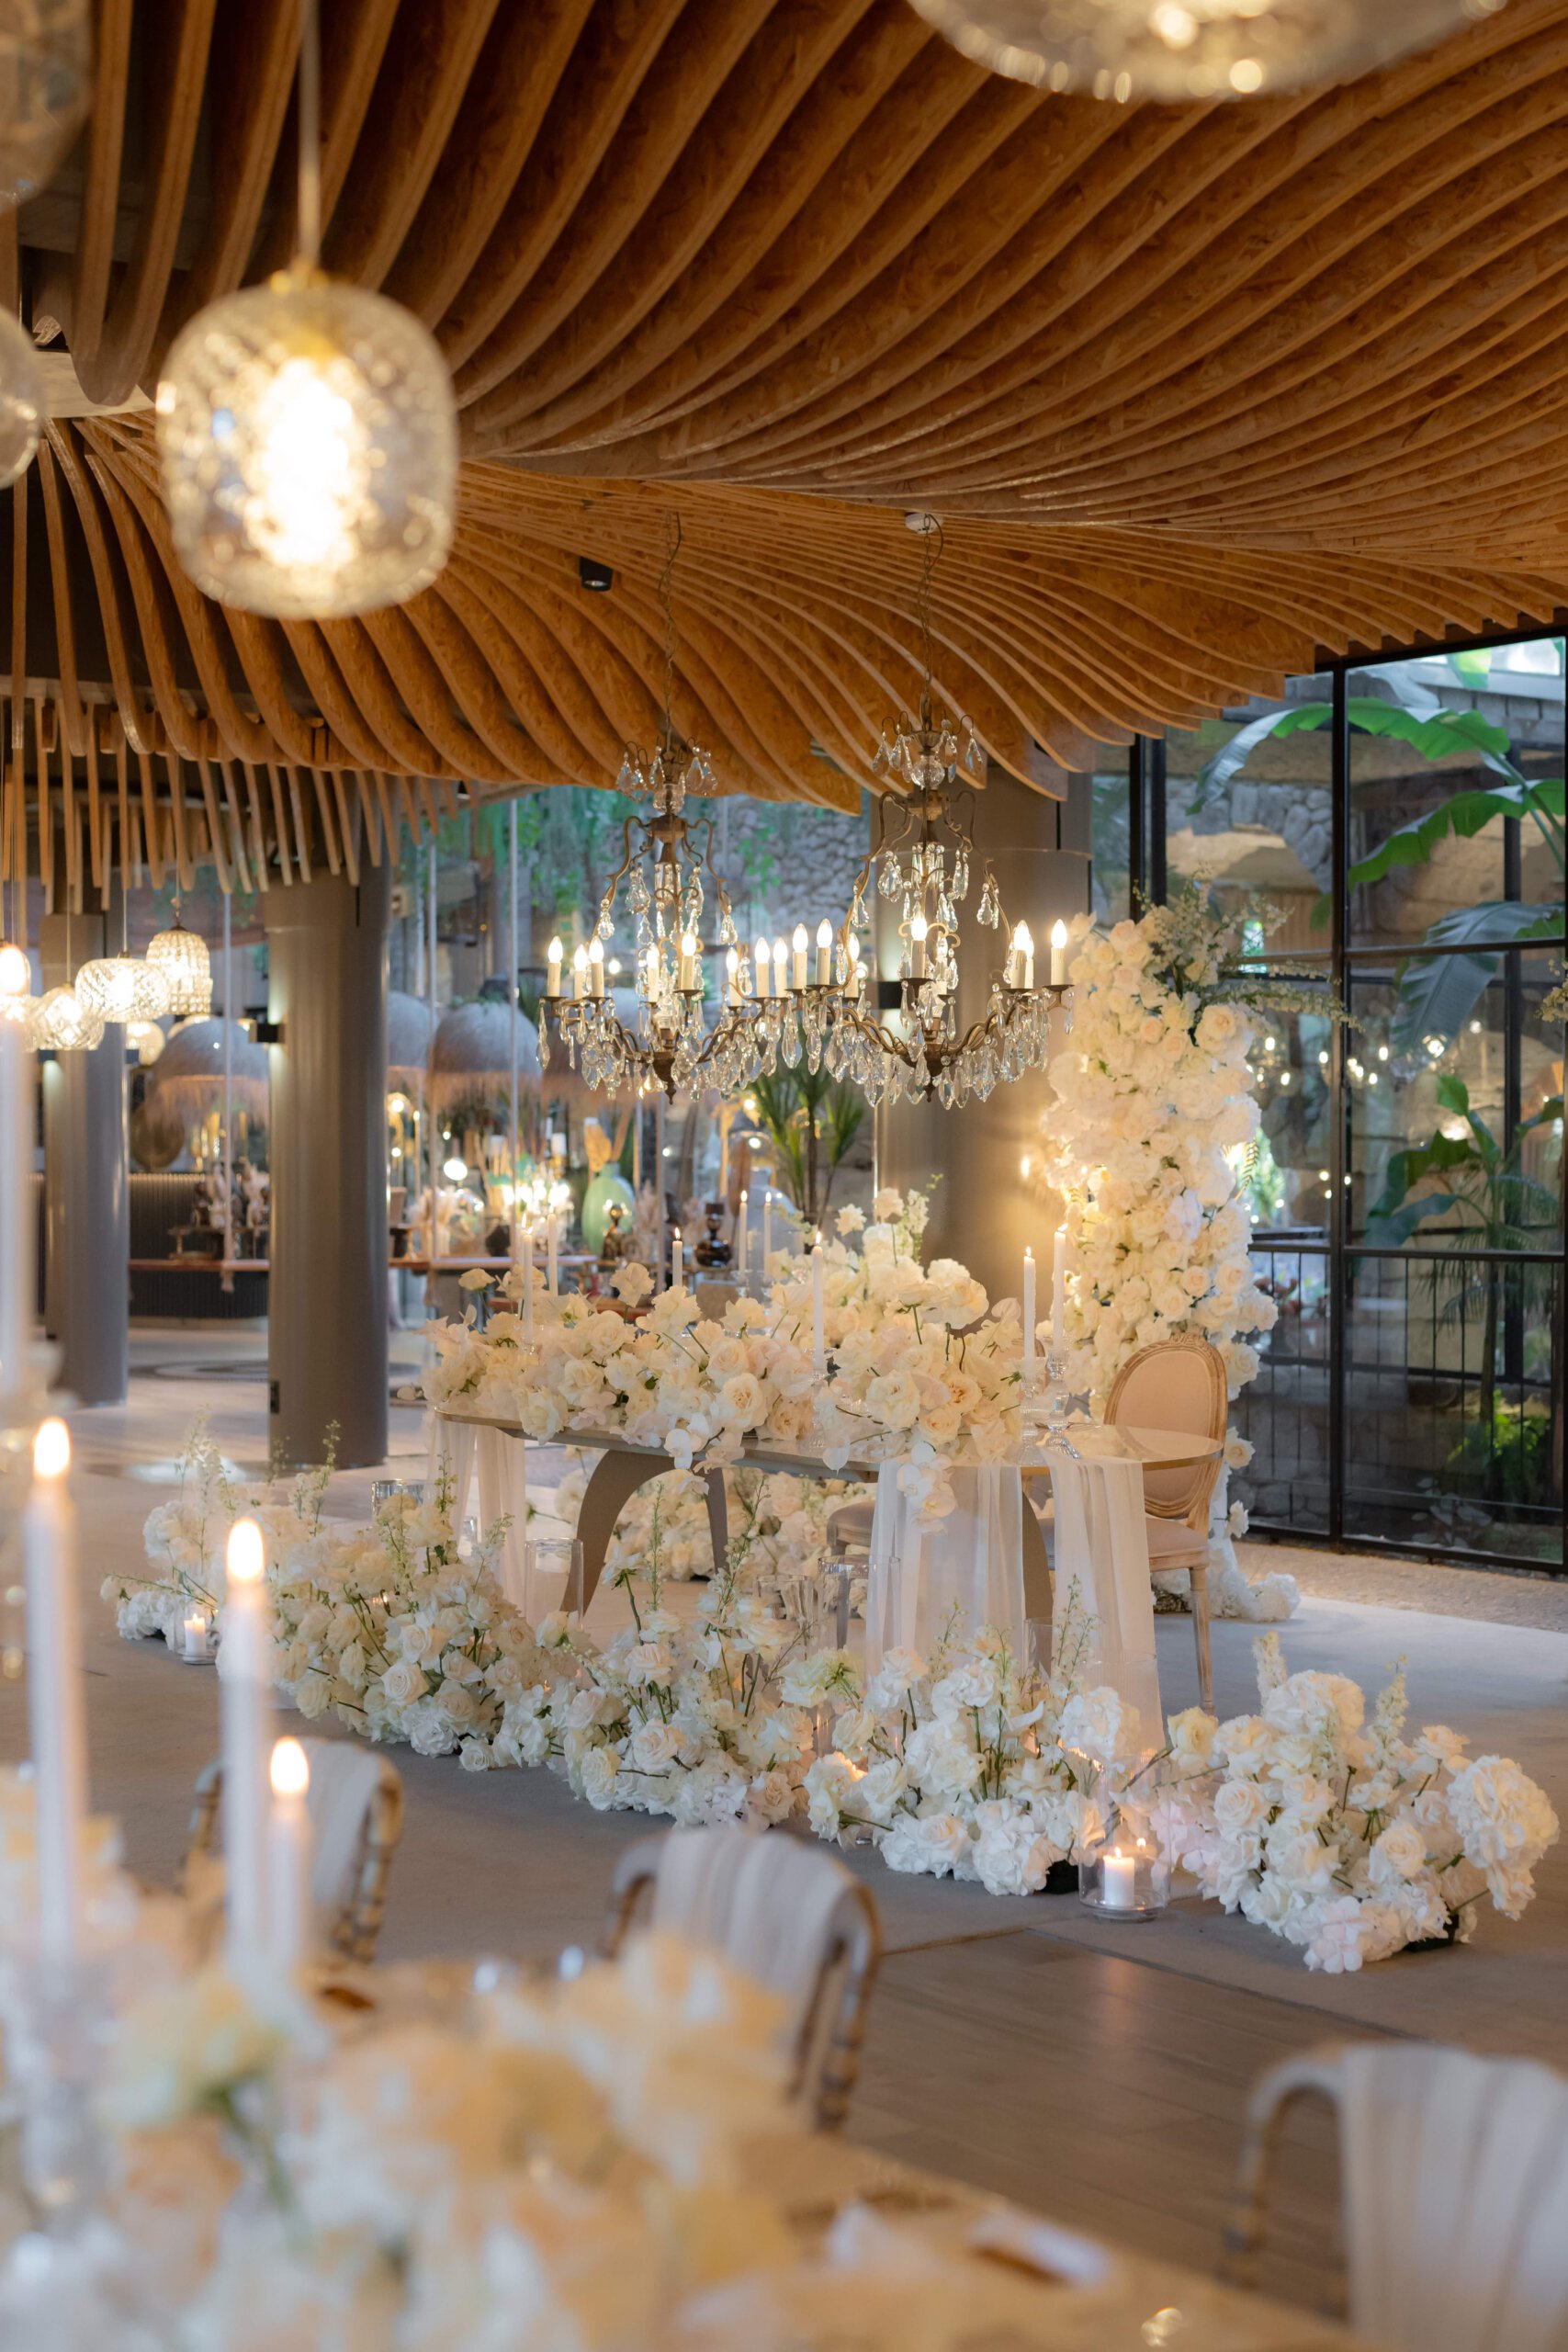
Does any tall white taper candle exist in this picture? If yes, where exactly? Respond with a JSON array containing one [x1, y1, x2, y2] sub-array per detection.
[[1050, 1224, 1068, 1359], [811, 1232, 826, 1365], [736, 1187, 749, 1278], [24, 1419, 86, 1963], [222, 1519, 272, 1956], [267, 1736, 311, 1975], [761, 1185, 773, 1273], [1022, 1247, 1036, 1371]]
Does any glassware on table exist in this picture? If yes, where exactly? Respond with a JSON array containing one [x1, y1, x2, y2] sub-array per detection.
[[524, 1537, 584, 1624]]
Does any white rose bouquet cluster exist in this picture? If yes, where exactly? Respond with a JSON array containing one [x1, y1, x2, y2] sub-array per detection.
[[269, 1482, 558, 1766], [1151, 1633, 1560, 1973], [105, 1415, 238, 1643], [541, 1454, 853, 1587], [1044, 888, 1318, 1623], [773, 1188, 1023, 1523], [92, 1930, 805, 2351], [804, 1589, 1141, 1897]]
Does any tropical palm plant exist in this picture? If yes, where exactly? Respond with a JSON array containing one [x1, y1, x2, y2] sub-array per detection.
[[1365, 1074, 1562, 1498], [748, 1067, 865, 1228]]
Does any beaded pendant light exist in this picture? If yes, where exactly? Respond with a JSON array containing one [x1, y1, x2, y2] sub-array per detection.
[[155, 0, 456, 617]]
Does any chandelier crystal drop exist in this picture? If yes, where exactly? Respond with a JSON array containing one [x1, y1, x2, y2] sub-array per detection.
[[0, 0, 92, 208], [145, 900, 213, 1016], [905, 0, 1505, 100], [75, 952, 171, 1023], [0, 306, 41, 489], [155, 0, 456, 618]]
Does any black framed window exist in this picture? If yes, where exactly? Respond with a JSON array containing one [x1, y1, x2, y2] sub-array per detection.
[[1121, 631, 1567, 1577]]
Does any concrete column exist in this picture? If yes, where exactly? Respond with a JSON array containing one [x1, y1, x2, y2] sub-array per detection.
[[39, 898, 130, 1407], [265, 863, 391, 1468], [874, 764, 1090, 1306]]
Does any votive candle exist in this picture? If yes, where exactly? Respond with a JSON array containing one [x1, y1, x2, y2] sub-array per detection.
[[1101, 1849, 1137, 1912], [24, 1419, 86, 1963], [222, 1518, 272, 1956]]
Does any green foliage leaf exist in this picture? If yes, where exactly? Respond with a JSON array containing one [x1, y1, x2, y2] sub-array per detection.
[[1386, 900, 1564, 1056]]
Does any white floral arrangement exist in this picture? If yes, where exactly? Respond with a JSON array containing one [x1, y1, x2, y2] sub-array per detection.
[[1151, 1634, 1560, 1972], [804, 1588, 1142, 1898], [540, 1454, 852, 1587], [1045, 889, 1314, 1624], [78, 1929, 812, 2349]]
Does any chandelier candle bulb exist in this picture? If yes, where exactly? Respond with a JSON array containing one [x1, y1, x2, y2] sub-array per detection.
[[571, 945, 588, 1001], [24, 1419, 86, 1964], [1013, 922, 1034, 990], [267, 1737, 311, 1976], [1022, 1247, 1036, 1370], [773, 938, 789, 998], [221, 1518, 271, 1957], [546, 939, 562, 999], [1050, 921, 1068, 989], [588, 939, 605, 999], [812, 1233, 826, 1364], [911, 912, 929, 978], [754, 938, 770, 1000], [1050, 1223, 1068, 1356], [791, 925, 808, 991], [815, 920, 832, 987], [679, 933, 697, 993], [726, 947, 739, 1005]]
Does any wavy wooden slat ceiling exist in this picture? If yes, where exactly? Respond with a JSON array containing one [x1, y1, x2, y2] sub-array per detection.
[[7, 0, 1568, 899]]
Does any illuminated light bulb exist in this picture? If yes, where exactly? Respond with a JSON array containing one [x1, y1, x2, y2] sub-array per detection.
[[0, 0, 90, 207], [903, 0, 1493, 100], [156, 267, 457, 619], [443, 1156, 468, 1182]]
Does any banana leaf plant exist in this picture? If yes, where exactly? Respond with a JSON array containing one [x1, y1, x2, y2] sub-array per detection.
[[748, 1067, 865, 1229], [1194, 684, 1565, 1054], [1365, 1073, 1562, 1494]]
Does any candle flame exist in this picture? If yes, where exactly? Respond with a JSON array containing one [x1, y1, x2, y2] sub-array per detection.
[[227, 1517, 265, 1586], [1051, 919, 1068, 950], [33, 1418, 70, 1480], [270, 1736, 310, 1799]]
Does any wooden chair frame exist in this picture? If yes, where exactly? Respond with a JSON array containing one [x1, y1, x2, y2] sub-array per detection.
[[184, 1748, 405, 1964], [1106, 1331, 1229, 1712], [600, 1835, 882, 2132], [1222, 2045, 1351, 2311]]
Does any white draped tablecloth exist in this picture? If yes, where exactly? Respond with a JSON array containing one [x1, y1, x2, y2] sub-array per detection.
[[427, 1417, 529, 1610], [863, 1455, 1161, 1741]]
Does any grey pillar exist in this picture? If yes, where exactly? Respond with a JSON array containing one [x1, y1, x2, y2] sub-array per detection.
[[40, 900, 129, 1407], [265, 864, 391, 1468], [874, 765, 1091, 1306]]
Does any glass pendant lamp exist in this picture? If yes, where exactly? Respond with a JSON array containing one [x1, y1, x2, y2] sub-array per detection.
[[155, 0, 457, 617], [0, 0, 92, 206], [906, 0, 1507, 99], [145, 900, 213, 1016]]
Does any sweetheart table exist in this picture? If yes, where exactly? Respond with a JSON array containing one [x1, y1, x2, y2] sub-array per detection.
[[429, 1410, 1215, 1740]]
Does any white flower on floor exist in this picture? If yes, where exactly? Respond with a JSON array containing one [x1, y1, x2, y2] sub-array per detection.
[[1153, 1635, 1559, 1968]]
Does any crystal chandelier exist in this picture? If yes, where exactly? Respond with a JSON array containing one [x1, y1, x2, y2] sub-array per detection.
[[155, 0, 456, 617], [146, 899, 213, 1015], [540, 520, 768, 1102], [906, 0, 1504, 100], [810, 519, 1072, 1109]]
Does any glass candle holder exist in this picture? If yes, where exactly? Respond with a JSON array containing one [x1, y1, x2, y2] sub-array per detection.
[[524, 1538, 583, 1626], [1078, 1804, 1168, 1922], [179, 1606, 212, 1663]]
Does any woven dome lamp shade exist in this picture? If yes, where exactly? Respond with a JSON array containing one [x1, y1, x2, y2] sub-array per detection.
[[146, 909, 213, 1016], [145, 1018, 270, 1125], [429, 1000, 547, 1117], [386, 989, 435, 1094]]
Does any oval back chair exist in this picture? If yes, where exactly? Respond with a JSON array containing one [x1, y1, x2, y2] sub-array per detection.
[[601, 1826, 881, 2131], [184, 1739, 404, 1964]]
